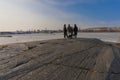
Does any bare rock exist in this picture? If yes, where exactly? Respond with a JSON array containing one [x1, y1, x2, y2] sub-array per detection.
[[0, 38, 119, 80]]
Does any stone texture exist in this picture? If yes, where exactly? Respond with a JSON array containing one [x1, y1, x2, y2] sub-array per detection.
[[0, 38, 120, 80]]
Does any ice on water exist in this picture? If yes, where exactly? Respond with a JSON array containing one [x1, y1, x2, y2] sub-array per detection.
[[0, 32, 120, 45]]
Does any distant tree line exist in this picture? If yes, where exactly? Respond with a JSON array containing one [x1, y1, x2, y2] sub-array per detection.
[[80, 27, 120, 32]]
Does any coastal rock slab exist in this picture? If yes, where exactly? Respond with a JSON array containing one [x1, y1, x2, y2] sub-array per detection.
[[0, 38, 120, 80], [0, 44, 28, 59]]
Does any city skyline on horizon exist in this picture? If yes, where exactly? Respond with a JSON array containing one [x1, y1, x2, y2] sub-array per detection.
[[0, 0, 120, 31]]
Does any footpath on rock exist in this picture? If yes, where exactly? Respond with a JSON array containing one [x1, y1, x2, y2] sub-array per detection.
[[0, 38, 120, 80]]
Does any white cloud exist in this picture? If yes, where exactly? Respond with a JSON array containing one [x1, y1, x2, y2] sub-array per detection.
[[0, 0, 118, 31], [0, 0, 87, 31], [41, 0, 106, 6], [0, 0, 63, 31]]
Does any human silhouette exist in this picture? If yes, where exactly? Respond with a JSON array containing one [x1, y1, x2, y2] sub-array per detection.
[[67, 24, 73, 38], [63, 24, 67, 38], [73, 24, 78, 38]]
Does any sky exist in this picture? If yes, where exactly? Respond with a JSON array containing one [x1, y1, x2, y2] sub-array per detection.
[[0, 0, 120, 31]]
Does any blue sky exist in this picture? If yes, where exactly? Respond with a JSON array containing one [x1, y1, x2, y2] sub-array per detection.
[[0, 0, 120, 31]]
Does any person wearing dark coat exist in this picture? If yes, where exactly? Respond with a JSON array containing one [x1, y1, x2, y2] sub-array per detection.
[[73, 24, 78, 38], [63, 24, 67, 38]]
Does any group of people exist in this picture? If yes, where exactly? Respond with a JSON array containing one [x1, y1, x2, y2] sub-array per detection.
[[63, 24, 78, 38]]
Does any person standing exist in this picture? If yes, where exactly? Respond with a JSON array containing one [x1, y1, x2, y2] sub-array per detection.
[[67, 24, 73, 38], [63, 24, 67, 38], [74, 24, 78, 38]]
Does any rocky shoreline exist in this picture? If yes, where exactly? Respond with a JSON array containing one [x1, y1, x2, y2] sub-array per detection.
[[0, 38, 120, 80]]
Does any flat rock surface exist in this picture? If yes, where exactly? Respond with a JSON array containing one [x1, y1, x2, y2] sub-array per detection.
[[0, 38, 120, 80]]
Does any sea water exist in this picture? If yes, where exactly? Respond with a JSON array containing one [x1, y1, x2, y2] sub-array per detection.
[[0, 32, 120, 45]]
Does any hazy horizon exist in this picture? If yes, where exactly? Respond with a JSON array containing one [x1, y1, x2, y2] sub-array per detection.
[[0, 0, 120, 31]]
